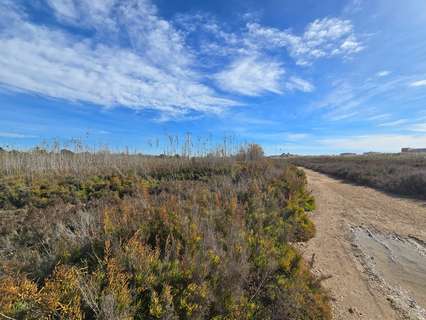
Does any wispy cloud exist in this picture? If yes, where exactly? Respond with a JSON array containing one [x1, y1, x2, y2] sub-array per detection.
[[214, 56, 285, 96], [326, 111, 358, 121], [367, 113, 391, 121], [376, 70, 391, 77], [343, 0, 364, 15], [410, 80, 426, 87], [0, 0, 236, 119], [408, 123, 426, 132], [378, 119, 408, 127], [314, 75, 426, 123], [0, 132, 37, 138], [315, 82, 356, 109], [46, 0, 79, 20], [286, 77, 315, 92]]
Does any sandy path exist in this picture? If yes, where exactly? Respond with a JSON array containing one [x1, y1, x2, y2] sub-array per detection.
[[298, 168, 426, 320]]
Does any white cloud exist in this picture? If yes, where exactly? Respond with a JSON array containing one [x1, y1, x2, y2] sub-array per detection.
[[320, 134, 426, 152], [343, 0, 364, 15], [247, 18, 363, 65], [47, 0, 119, 32], [378, 119, 408, 127], [213, 56, 313, 96], [214, 56, 285, 96], [47, 0, 79, 20], [175, 13, 245, 58], [410, 80, 426, 87], [286, 77, 315, 92], [302, 18, 364, 63], [316, 82, 356, 109], [367, 113, 391, 121], [376, 70, 391, 77], [0, 132, 37, 138], [0, 0, 237, 118], [304, 18, 352, 43]]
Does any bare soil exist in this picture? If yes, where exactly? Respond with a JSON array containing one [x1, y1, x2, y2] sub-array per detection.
[[298, 168, 426, 320]]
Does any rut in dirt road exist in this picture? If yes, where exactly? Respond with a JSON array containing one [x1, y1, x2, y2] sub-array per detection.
[[298, 168, 426, 320]]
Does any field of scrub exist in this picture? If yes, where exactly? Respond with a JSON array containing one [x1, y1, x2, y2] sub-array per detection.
[[0, 150, 330, 320], [291, 153, 426, 199]]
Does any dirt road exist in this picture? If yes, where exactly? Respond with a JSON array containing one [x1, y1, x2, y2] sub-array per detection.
[[298, 168, 426, 320]]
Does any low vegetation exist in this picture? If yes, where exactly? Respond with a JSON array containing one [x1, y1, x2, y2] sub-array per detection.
[[291, 153, 426, 199], [0, 146, 330, 319]]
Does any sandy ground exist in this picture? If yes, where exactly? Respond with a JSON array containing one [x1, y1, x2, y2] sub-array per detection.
[[298, 168, 426, 320]]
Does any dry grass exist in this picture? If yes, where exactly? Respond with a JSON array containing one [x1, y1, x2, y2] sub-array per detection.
[[0, 139, 263, 178]]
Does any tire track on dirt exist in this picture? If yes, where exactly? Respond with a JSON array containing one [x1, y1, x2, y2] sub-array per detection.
[[298, 168, 426, 320]]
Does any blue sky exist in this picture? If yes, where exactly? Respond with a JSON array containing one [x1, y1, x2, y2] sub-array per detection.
[[1, 0, 426, 155]]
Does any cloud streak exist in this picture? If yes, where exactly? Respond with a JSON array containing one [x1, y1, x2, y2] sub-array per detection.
[[410, 80, 426, 87], [378, 119, 408, 127], [376, 70, 391, 77], [286, 77, 315, 92], [0, 132, 37, 138]]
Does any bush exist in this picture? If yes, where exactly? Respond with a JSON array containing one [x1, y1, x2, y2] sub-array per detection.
[[0, 157, 330, 319], [236, 144, 264, 161]]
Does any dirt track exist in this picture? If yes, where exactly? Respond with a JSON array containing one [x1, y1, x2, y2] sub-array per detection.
[[299, 168, 426, 320]]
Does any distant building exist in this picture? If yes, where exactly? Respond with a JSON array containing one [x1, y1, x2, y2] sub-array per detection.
[[280, 152, 294, 158], [401, 148, 426, 153], [340, 153, 357, 156]]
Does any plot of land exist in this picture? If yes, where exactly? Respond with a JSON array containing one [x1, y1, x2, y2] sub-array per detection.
[[299, 168, 426, 320]]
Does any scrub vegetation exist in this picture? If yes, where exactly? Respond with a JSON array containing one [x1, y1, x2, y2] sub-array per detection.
[[291, 153, 426, 199], [0, 145, 330, 320]]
